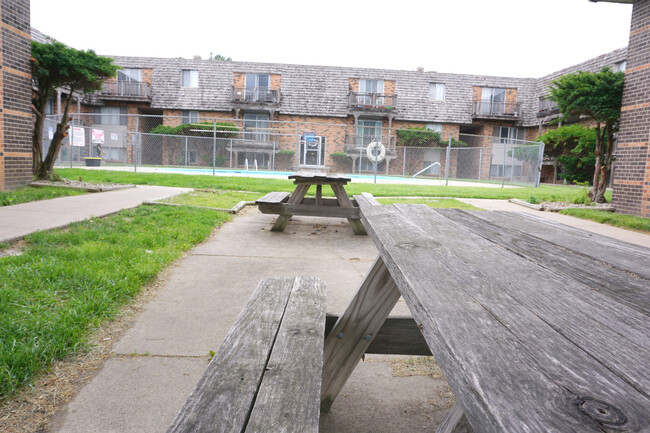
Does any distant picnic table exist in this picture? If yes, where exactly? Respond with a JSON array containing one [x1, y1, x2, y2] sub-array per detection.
[[256, 171, 367, 235]]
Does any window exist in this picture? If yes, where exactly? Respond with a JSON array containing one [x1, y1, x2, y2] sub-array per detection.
[[494, 126, 521, 143], [426, 123, 443, 133], [613, 60, 626, 73], [356, 119, 382, 147], [94, 106, 127, 125], [429, 83, 445, 101], [117, 68, 143, 96], [182, 70, 199, 87], [117, 68, 142, 83], [243, 113, 270, 142], [244, 74, 271, 102], [358, 79, 384, 105], [181, 110, 199, 124], [480, 87, 507, 115], [45, 97, 55, 115]]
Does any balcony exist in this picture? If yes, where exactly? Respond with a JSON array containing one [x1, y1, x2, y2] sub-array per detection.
[[472, 100, 521, 119], [537, 98, 559, 117], [348, 93, 397, 112], [100, 81, 151, 101], [232, 86, 280, 106], [343, 134, 396, 155]]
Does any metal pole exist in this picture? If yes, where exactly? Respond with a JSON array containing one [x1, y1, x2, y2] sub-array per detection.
[[536, 142, 545, 188], [501, 140, 507, 188], [295, 123, 301, 169], [445, 136, 451, 186], [185, 136, 188, 167], [478, 148, 482, 181], [135, 116, 139, 172], [402, 146, 406, 177], [123, 130, 127, 167], [510, 147, 515, 185], [272, 141, 276, 171], [212, 120, 216, 176], [70, 117, 74, 168], [229, 139, 233, 169]]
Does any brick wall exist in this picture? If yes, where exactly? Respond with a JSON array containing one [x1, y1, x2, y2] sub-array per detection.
[[612, 0, 650, 216], [0, 0, 32, 190]]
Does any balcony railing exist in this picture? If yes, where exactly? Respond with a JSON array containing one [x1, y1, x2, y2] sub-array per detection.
[[538, 98, 559, 116], [232, 86, 280, 105], [348, 92, 397, 111], [472, 100, 521, 118], [100, 81, 151, 99], [344, 134, 395, 153]]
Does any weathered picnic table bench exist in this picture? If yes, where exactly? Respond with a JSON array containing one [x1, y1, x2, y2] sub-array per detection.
[[256, 171, 373, 235], [170, 204, 649, 432]]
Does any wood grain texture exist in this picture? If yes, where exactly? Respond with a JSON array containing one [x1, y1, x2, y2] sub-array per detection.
[[331, 183, 366, 235], [436, 403, 473, 433], [320, 256, 400, 411], [478, 210, 650, 280], [325, 314, 432, 356], [256, 191, 291, 205], [271, 184, 310, 232], [352, 193, 381, 208], [167, 278, 294, 433], [167, 276, 327, 433], [436, 209, 650, 316], [245, 276, 326, 433], [360, 205, 650, 432]]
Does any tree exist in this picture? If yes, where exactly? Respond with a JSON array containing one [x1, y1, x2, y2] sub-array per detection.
[[210, 53, 232, 61], [549, 67, 624, 202], [536, 125, 596, 184], [31, 41, 118, 179]]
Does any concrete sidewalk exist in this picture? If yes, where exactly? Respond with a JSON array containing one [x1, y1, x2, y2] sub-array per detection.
[[23, 198, 648, 432], [0, 185, 191, 243]]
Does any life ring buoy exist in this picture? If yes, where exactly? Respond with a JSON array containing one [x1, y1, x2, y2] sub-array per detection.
[[366, 141, 386, 163]]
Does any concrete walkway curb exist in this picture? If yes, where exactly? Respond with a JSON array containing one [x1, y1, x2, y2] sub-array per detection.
[[0, 185, 191, 243]]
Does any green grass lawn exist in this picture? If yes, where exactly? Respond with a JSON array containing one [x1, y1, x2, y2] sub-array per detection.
[[0, 205, 230, 400], [559, 208, 650, 233], [377, 197, 482, 210], [56, 168, 607, 203], [0, 186, 86, 207], [160, 190, 262, 209]]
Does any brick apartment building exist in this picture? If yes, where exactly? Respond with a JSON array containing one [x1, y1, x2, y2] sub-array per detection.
[[31, 1, 648, 215], [40, 43, 625, 177], [0, 0, 32, 191]]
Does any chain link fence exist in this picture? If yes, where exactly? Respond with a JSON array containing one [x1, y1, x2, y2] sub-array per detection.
[[47, 114, 543, 187]]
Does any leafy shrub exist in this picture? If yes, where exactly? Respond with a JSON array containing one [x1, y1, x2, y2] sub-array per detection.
[[396, 128, 467, 147], [150, 122, 238, 138]]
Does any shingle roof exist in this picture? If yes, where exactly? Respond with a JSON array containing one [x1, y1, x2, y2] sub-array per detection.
[[95, 47, 629, 128]]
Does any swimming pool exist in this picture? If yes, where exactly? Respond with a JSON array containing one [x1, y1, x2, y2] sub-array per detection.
[[81, 165, 517, 188]]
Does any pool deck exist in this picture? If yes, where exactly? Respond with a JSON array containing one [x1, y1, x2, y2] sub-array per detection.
[[69, 165, 520, 188]]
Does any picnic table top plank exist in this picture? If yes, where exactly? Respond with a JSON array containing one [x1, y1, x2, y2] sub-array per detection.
[[167, 277, 295, 433], [359, 204, 650, 432], [289, 171, 351, 184], [245, 276, 326, 433], [476, 210, 650, 280], [436, 209, 650, 316]]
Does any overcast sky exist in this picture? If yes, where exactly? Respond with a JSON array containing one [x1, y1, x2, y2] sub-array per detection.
[[31, 0, 632, 78]]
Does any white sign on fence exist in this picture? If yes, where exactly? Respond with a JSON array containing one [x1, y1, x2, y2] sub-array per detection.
[[72, 127, 85, 147], [48, 126, 54, 140], [92, 129, 105, 144], [111, 133, 118, 141]]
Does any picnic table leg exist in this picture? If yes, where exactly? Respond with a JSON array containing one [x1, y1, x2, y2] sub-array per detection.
[[271, 183, 310, 232], [331, 183, 366, 235], [435, 402, 474, 433], [320, 256, 400, 412]]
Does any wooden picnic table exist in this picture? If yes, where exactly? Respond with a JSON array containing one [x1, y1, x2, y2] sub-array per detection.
[[256, 171, 366, 235], [321, 205, 650, 432]]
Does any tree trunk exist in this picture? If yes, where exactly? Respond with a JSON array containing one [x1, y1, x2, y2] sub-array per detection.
[[32, 107, 44, 174], [589, 124, 605, 202], [34, 90, 75, 180]]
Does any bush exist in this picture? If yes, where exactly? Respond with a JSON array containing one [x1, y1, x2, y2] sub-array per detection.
[[396, 128, 467, 147], [151, 122, 238, 138]]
